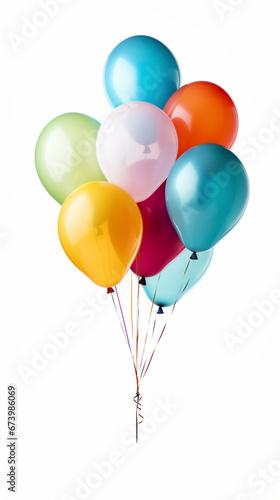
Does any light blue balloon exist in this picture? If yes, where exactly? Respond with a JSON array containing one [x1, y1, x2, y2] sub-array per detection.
[[166, 144, 250, 252], [143, 249, 213, 308], [104, 35, 180, 109]]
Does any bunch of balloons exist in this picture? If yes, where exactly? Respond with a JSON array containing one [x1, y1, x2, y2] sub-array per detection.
[[35, 35, 249, 439]]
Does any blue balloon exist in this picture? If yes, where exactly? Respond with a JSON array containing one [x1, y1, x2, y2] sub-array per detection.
[[104, 36, 180, 109], [143, 249, 213, 308], [166, 144, 250, 252]]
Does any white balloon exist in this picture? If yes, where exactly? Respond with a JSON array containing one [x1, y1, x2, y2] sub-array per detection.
[[96, 101, 178, 202]]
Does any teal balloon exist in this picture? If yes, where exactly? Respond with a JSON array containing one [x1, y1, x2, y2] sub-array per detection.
[[143, 249, 213, 308], [166, 144, 249, 252], [104, 35, 180, 109]]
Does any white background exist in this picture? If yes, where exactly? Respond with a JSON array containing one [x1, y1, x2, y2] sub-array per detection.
[[1, 0, 280, 499]]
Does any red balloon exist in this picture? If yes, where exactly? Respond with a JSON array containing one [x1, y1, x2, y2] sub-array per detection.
[[164, 81, 238, 158], [131, 181, 185, 277]]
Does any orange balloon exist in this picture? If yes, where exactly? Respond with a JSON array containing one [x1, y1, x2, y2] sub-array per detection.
[[58, 182, 143, 288], [164, 81, 238, 157]]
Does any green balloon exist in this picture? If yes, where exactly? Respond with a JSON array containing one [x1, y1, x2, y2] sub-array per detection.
[[35, 113, 107, 204]]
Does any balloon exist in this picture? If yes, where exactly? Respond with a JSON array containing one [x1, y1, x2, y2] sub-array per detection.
[[58, 182, 143, 288], [143, 248, 213, 308], [96, 101, 178, 202], [104, 35, 180, 109], [166, 144, 249, 252], [35, 113, 106, 204], [131, 181, 185, 277], [164, 81, 238, 158]]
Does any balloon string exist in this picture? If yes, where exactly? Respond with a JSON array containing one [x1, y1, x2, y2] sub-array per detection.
[[130, 273, 134, 340], [133, 392, 143, 443], [95, 228, 110, 289], [139, 274, 161, 372], [134, 260, 143, 442], [115, 287, 132, 353], [133, 254, 140, 371], [140, 313, 157, 379], [151, 313, 158, 340], [113, 284, 142, 441], [112, 289, 139, 384], [141, 258, 191, 380], [180, 280, 190, 296], [111, 292, 130, 349], [135, 280, 140, 372]]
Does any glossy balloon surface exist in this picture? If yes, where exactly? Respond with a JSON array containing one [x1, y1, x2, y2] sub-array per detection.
[[166, 144, 249, 252], [58, 182, 143, 288], [131, 181, 185, 277], [144, 248, 213, 307], [104, 35, 180, 109], [96, 101, 178, 202], [164, 82, 238, 157], [35, 113, 106, 204]]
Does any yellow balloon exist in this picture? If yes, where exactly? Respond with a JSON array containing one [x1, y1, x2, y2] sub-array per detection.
[[58, 182, 143, 288]]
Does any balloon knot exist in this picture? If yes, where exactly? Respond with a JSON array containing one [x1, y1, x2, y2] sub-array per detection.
[[107, 287, 115, 294], [190, 252, 198, 260], [143, 145, 151, 155], [139, 277, 146, 286], [157, 306, 164, 315]]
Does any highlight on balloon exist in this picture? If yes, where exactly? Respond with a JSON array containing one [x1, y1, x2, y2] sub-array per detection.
[[35, 35, 250, 443]]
